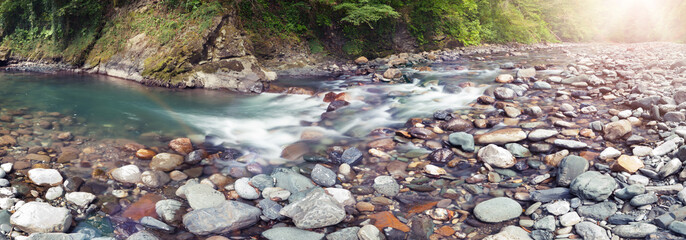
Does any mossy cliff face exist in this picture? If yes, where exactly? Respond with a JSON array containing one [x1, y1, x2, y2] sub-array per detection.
[[2, 1, 275, 93]]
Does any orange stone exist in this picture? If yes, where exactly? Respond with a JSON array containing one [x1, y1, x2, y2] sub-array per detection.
[[611, 155, 644, 173], [408, 201, 438, 214], [436, 225, 456, 237], [580, 128, 596, 138], [122, 193, 163, 221], [135, 149, 156, 160], [368, 138, 396, 151], [369, 211, 410, 232], [579, 151, 599, 161], [169, 138, 193, 155]]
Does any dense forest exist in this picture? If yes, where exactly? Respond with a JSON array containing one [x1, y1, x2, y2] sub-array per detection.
[[0, 0, 684, 61]]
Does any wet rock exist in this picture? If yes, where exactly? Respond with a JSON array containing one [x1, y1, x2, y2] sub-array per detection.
[[408, 127, 436, 139], [475, 128, 527, 145], [10, 202, 72, 233], [262, 227, 325, 240], [428, 148, 454, 163], [483, 225, 531, 240], [448, 132, 474, 152], [615, 184, 645, 199], [665, 112, 686, 122], [150, 153, 183, 172], [528, 129, 558, 141], [358, 224, 384, 240], [570, 171, 617, 201], [531, 188, 571, 203], [140, 170, 170, 188], [611, 155, 644, 173], [176, 180, 225, 209], [140, 216, 174, 232], [183, 200, 261, 235], [169, 138, 193, 155], [553, 139, 588, 149], [185, 149, 206, 164], [341, 147, 363, 165], [155, 199, 182, 223], [546, 201, 570, 215], [373, 176, 399, 197], [612, 223, 657, 238], [135, 149, 156, 160], [494, 87, 516, 100], [45, 186, 63, 200], [28, 168, 63, 186], [532, 81, 551, 90], [575, 222, 609, 240], [271, 168, 315, 195], [383, 69, 401, 79], [473, 197, 522, 223], [478, 144, 516, 168], [556, 155, 589, 186], [506, 143, 531, 158], [111, 165, 141, 184], [442, 118, 474, 132], [577, 201, 617, 221], [126, 231, 159, 240], [65, 192, 96, 208], [235, 177, 260, 200], [517, 68, 536, 78], [311, 164, 336, 187], [327, 227, 360, 240], [280, 189, 345, 229], [668, 221, 686, 236], [258, 199, 283, 220], [604, 120, 632, 141], [496, 74, 514, 83]]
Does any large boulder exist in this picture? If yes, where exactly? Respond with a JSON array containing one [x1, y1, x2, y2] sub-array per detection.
[[183, 201, 261, 235]]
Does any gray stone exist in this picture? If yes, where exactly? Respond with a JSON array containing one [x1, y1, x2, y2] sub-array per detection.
[[126, 231, 159, 240], [449, 132, 474, 152], [250, 174, 275, 191], [155, 199, 182, 223], [517, 68, 536, 78], [531, 188, 571, 203], [272, 168, 316, 195], [357, 225, 384, 240], [530, 230, 552, 240], [140, 170, 170, 188], [372, 176, 399, 197], [176, 180, 225, 209], [262, 227, 325, 240], [280, 189, 345, 229], [557, 155, 589, 187], [659, 158, 682, 178], [669, 221, 686, 236], [311, 164, 336, 187], [570, 171, 617, 201], [183, 200, 261, 235], [574, 222, 609, 240], [473, 197, 522, 223], [235, 177, 260, 200], [27, 233, 88, 240], [258, 199, 283, 220], [10, 202, 72, 233], [665, 112, 686, 122], [533, 215, 555, 231], [327, 227, 360, 240], [341, 147, 363, 165], [608, 214, 635, 225], [655, 213, 676, 229], [577, 201, 617, 221], [528, 129, 558, 141], [612, 223, 657, 238], [653, 137, 683, 156], [614, 184, 645, 200], [553, 139, 588, 149], [532, 81, 551, 90], [630, 192, 658, 206], [494, 87, 516, 100], [505, 143, 531, 158]]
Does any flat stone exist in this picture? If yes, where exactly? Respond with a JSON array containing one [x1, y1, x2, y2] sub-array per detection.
[[599, 147, 622, 160], [528, 129, 558, 141], [262, 227, 325, 240], [176, 180, 225, 209], [150, 153, 183, 172], [530, 188, 571, 203], [612, 223, 657, 238], [258, 199, 283, 220], [483, 226, 532, 240], [326, 227, 360, 240], [358, 224, 384, 240], [10, 202, 72, 233], [478, 144, 516, 168], [28, 168, 63, 186], [575, 222, 609, 240], [473, 197, 522, 223], [448, 132, 474, 152], [279, 189, 345, 229], [653, 137, 683, 156], [668, 221, 686, 236], [577, 201, 617, 221], [553, 139, 588, 149], [630, 192, 658, 206], [183, 200, 261, 235], [235, 177, 260, 200], [533, 215, 555, 231], [557, 155, 589, 186], [475, 128, 527, 145], [311, 164, 336, 187], [546, 201, 570, 215], [271, 168, 316, 195], [65, 192, 96, 208], [659, 158, 682, 178], [611, 155, 644, 173], [155, 199, 182, 223], [373, 176, 399, 197], [570, 171, 617, 201]]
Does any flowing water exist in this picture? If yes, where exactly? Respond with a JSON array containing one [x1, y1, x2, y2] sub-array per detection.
[[0, 49, 570, 164]]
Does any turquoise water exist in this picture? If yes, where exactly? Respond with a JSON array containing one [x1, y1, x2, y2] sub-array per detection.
[[0, 48, 570, 160]]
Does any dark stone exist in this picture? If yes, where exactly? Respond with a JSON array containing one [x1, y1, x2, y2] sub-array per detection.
[[341, 147, 363, 165], [608, 214, 635, 225], [409, 215, 433, 240], [531, 188, 571, 203], [428, 148, 454, 163], [327, 100, 350, 112], [185, 150, 207, 164]]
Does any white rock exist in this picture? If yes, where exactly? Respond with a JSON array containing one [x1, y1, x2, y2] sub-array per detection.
[[325, 188, 356, 206], [633, 146, 653, 157], [652, 137, 683, 156], [262, 187, 290, 201], [111, 165, 141, 184], [10, 202, 72, 233], [559, 212, 582, 227], [0, 163, 12, 173], [628, 175, 650, 186], [0, 198, 15, 210], [234, 177, 260, 200], [65, 192, 96, 208], [424, 165, 446, 176], [617, 110, 632, 119], [546, 201, 570, 215], [45, 186, 63, 200], [28, 169, 63, 186], [599, 147, 622, 160]]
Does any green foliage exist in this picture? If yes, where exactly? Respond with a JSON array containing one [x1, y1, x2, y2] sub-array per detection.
[[333, 1, 400, 28], [408, 0, 482, 46]]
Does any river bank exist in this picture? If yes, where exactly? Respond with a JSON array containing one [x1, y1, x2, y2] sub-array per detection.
[[1, 42, 686, 239]]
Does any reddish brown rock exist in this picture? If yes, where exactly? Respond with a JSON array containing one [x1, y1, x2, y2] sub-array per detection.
[[122, 194, 163, 221], [135, 149, 156, 160], [57, 147, 80, 163], [368, 138, 396, 151], [442, 118, 473, 132], [369, 211, 410, 232], [169, 138, 193, 155]]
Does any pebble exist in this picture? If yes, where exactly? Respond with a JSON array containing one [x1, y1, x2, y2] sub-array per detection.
[[176, 180, 226, 209], [559, 212, 581, 227], [528, 129, 559, 141], [575, 221, 609, 240], [155, 199, 182, 223], [473, 197, 522, 223], [183, 201, 261, 235], [477, 144, 516, 168], [570, 171, 617, 201], [27, 168, 63, 186], [311, 164, 336, 187], [448, 132, 474, 152], [262, 227, 325, 240], [577, 201, 617, 221], [612, 223, 657, 238], [556, 155, 588, 186], [65, 192, 96, 208], [235, 177, 260, 200], [111, 165, 142, 184], [599, 147, 621, 160], [546, 201, 570, 215], [630, 192, 658, 206], [372, 176, 399, 197]]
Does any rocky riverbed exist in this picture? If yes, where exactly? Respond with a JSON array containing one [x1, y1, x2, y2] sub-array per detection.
[[2, 42, 686, 240]]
